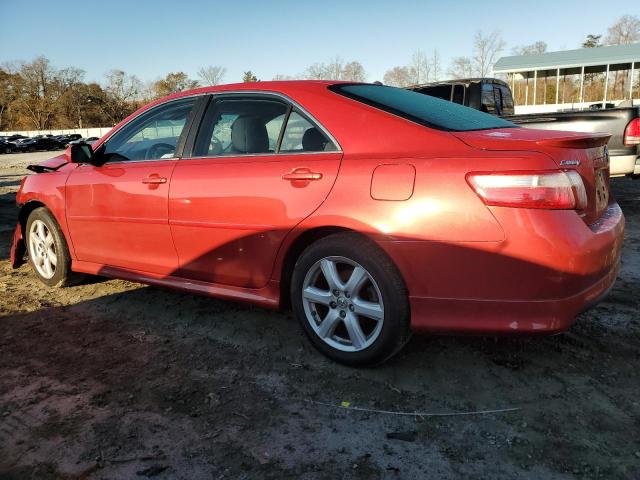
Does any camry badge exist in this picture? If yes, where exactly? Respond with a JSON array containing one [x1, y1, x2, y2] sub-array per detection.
[[560, 160, 581, 166]]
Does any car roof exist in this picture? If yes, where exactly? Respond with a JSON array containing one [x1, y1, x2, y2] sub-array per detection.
[[157, 80, 353, 104]]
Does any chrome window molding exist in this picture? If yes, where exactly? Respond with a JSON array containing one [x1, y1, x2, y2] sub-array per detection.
[[97, 89, 343, 165], [206, 90, 343, 153]]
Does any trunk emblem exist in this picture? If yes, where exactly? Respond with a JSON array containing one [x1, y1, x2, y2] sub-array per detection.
[[560, 160, 581, 166]]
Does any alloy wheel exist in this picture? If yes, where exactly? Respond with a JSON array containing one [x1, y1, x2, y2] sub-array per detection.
[[301, 256, 384, 352], [29, 219, 57, 279]]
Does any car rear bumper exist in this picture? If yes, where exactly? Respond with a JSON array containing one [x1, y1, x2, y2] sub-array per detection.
[[408, 258, 619, 334], [378, 202, 624, 335]]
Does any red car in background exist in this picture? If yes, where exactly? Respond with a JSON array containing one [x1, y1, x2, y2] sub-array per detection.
[[11, 81, 624, 365]]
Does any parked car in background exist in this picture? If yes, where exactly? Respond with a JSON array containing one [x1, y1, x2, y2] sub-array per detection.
[[54, 134, 83, 147], [5, 134, 28, 142], [408, 78, 640, 178], [11, 81, 624, 365], [13, 136, 64, 152], [68, 136, 99, 146], [0, 139, 17, 153]]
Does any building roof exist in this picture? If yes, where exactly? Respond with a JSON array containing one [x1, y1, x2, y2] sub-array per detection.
[[494, 43, 640, 73]]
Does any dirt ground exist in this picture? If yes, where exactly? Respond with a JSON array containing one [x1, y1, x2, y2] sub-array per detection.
[[0, 151, 638, 480]]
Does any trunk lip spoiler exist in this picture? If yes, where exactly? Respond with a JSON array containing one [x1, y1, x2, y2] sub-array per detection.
[[535, 133, 611, 149]]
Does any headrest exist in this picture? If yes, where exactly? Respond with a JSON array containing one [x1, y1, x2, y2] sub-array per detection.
[[301, 127, 327, 151], [231, 116, 269, 153]]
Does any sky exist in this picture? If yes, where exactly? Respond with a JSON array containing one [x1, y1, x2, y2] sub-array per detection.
[[0, 0, 635, 84]]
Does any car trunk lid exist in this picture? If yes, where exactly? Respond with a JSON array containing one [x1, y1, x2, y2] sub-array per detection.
[[453, 128, 611, 225]]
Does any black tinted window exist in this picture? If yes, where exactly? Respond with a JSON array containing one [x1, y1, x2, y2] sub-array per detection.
[[452, 84, 465, 105], [416, 85, 451, 101], [332, 84, 515, 131]]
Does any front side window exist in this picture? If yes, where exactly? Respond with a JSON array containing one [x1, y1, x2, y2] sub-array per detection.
[[103, 97, 196, 162], [332, 84, 516, 132]]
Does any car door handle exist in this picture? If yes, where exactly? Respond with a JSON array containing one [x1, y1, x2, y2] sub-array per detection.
[[142, 175, 167, 184], [282, 169, 322, 181]]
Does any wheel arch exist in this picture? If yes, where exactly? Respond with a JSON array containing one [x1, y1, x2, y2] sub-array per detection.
[[278, 226, 353, 309], [277, 226, 409, 310], [18, 200, 49, 231], [18, 200, 73, 256]]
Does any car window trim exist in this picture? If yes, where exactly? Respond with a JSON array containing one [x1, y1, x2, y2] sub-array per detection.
[[183, 90, 342, 159], [274, 105, 293, 154], [97, 93, 208, 165]]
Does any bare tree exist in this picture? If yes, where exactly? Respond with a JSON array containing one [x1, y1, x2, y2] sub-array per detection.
[[472, 30, 506, 77], [197, 65, 226, 86], [383, 66, 414, 87], [448, 57, 474, 79], [604, 15, 640, 98], [512, 41, 548, 55], [305, 57, 366, 81], [342, 61, 366, 82], [431, 49, 441, 81], [15, 56, 58, 129], [272, 74, 299, 80], [102, 69, 143, 124], [410, 50, 430, 84], [0, 64, 22, 130], [605, 14, 640, 45]]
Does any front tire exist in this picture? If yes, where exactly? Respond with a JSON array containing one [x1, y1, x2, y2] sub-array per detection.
[[291, 233, 411, 366], [26, 208, 83, 287]]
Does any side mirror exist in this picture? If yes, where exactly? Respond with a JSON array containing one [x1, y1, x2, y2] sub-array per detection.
[[70, 142, 95, 164]]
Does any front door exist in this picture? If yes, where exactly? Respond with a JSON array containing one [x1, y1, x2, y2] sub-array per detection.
[[169, 95, 342, 288], [65, 97, 197, 275]]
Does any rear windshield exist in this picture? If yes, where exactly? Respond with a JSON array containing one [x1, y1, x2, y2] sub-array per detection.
[[330, 83, 516, 132]]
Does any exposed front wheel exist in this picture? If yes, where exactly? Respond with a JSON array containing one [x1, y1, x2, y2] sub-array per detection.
[[26, 208, 83, 287], [291, 233, 410, 366]]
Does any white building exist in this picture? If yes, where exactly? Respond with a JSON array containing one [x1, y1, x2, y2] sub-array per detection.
[[494, 43, 640, 114]]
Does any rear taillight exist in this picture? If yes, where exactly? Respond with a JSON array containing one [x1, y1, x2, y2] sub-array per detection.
[[467, 170, 587, 210], [624, 118, 640, 146]]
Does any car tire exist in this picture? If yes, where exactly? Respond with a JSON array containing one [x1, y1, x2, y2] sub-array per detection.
[[291, 232, 411, 366], [25, 207, 84, 287]]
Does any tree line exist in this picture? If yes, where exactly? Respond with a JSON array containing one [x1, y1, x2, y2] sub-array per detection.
[[1, 14, 637, 131]]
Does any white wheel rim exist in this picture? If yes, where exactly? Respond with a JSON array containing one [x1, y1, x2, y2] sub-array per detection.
[[28, 219, 57, 280], [302, 256, 384, 353]]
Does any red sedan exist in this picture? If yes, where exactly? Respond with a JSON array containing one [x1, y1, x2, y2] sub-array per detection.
[[11, 81, 624, 365]]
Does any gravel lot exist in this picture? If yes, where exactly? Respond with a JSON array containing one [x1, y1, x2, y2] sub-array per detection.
[[0, 151, 639, 479]]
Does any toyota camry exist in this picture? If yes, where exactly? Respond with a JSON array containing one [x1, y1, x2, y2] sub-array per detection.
[[11, 81, 624, 365]]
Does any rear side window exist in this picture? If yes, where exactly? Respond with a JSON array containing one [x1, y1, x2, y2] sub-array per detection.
[[331, 84, 516, 132], [192, 95, 337, 156], [279, 111, 337, 152], [193, 98, 288, 156]]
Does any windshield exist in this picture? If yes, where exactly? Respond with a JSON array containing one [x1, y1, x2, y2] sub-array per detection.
[[330, 83, 517, 132]]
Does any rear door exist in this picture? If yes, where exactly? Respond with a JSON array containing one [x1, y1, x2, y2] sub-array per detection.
[[169, 93, 343, 288]]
